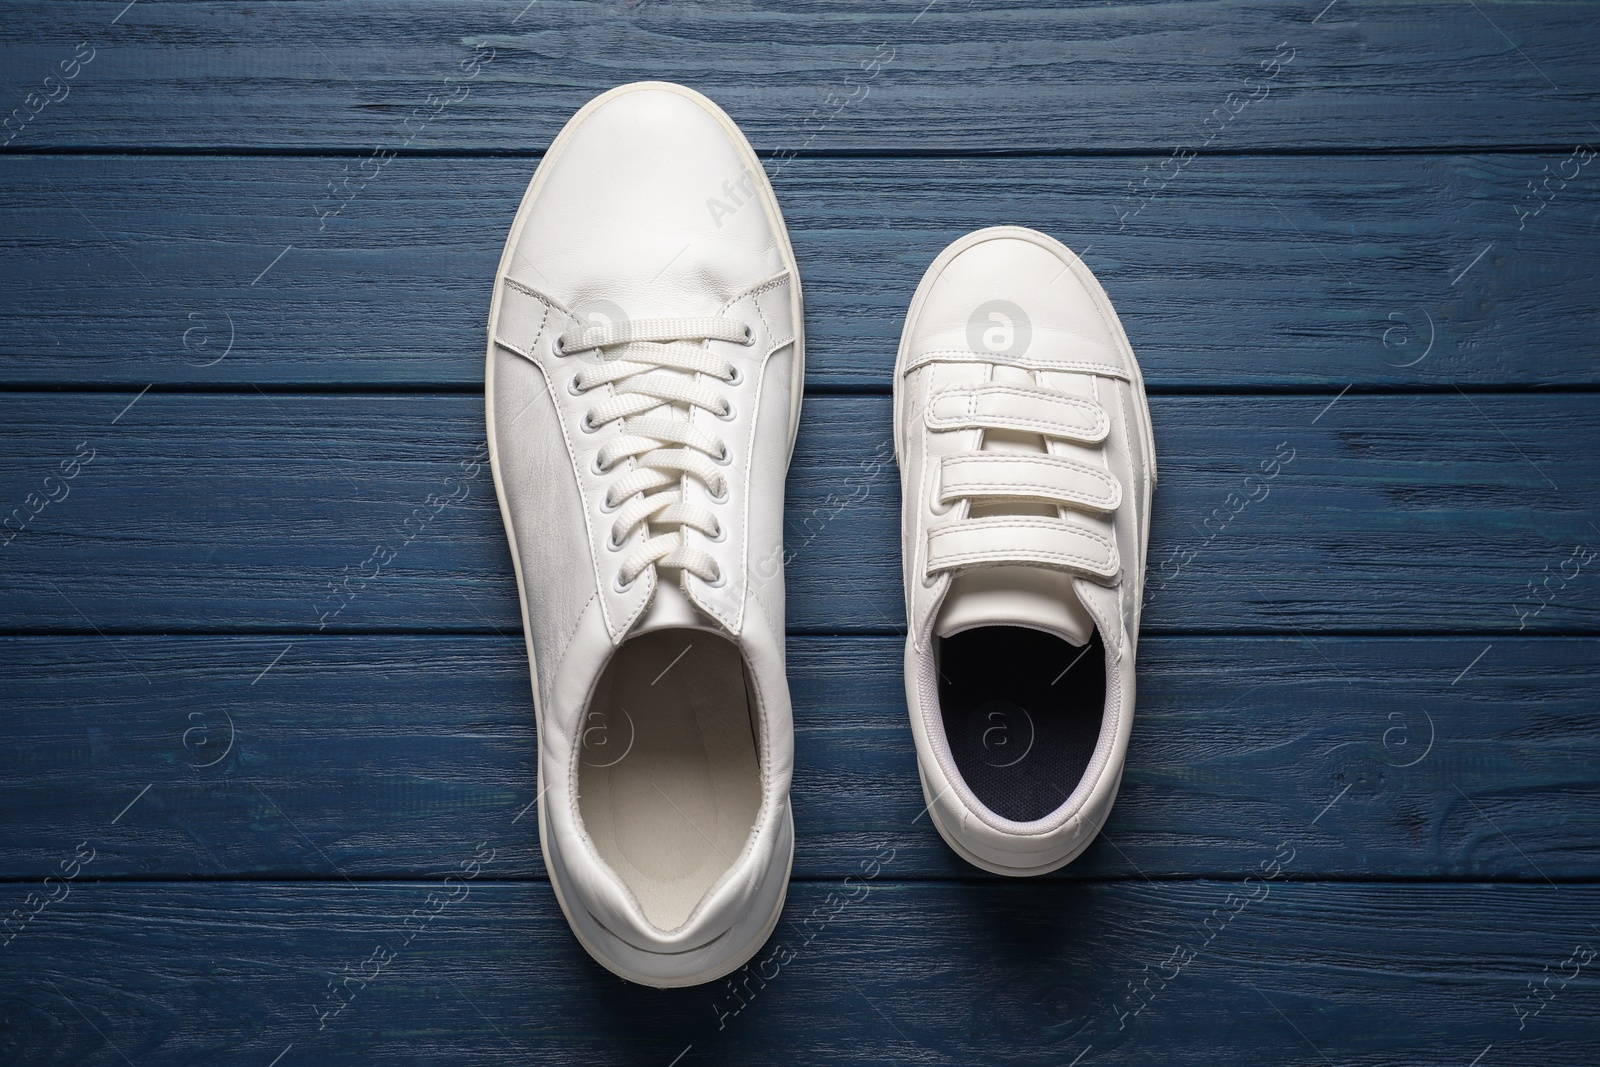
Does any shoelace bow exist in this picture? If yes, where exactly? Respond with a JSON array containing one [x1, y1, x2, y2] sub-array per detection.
[[556, 315, 752, 589]]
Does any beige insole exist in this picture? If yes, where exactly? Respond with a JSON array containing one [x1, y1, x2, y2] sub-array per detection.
[[576, 629, 761, 933]]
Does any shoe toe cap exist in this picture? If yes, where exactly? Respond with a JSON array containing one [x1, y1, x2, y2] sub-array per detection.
[[510, 82, 788, 319], [911, 229, 1124, 365]]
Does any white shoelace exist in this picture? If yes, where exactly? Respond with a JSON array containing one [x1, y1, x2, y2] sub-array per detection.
[[557, 314, 751, 589]]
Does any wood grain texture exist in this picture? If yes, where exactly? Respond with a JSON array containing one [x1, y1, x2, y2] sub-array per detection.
[[3, 880, 1598, 1065], [2, 393, 1596, 635], [2, 153, 1597, 388], [2, 1, 1598, 1062], [3, 0, 1598, 152], [0, 634, 1594, 882]]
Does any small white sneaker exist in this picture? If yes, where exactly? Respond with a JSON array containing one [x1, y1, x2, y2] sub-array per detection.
[[894, 227, 1156, 876], [484, 82, 804, 985]]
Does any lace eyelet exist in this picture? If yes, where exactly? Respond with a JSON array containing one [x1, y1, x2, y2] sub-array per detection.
[[614, 572, 638, 593], [567, 376, 584, 396], [598, 493, 620, 514], [726, 365, 744, 386], [580, 412, 599, 433], [709, 483, 730, 504], [712, 443, 732, 466], [606, 530, 625, 551], [552, 336, 567, 357], [703, 567, 727, 588], [740, 325, 756, 347], [706, 521, 726, 543], [716, 402, 737, 423], [591, 453, 608, 475]]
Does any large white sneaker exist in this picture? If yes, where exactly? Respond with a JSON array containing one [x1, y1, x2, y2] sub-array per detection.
[[894, 227, 1156, 877], [484, 83, 803, 986]]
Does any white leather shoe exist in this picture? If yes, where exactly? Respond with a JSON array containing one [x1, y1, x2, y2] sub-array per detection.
[[894, 227, 1156, 877], [484, 82, 803, 986]]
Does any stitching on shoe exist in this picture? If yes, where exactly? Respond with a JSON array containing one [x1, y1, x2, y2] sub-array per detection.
[[504, 275, 565, 309], [907, 348, 1130, 380], [942, 455, 1119, 508], [929, 545, 1116, 571], [912, 443, 939, 642], [722, 270, 791, 314], [751, 580, 783, 644], [554, 590, 599, 668], [927, 518, 1117, 571], [926, 385, 1107, 438], [1094, 375, 1126, 657], [736, 275, 796, 355], [494, 302, 550, 364], [751, 290, 778, 352], [1109, 376, 1130, 654], [943, 477, 1117, 507], [540, 359, 620, 638]]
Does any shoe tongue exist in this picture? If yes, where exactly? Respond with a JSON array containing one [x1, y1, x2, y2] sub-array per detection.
[[932, 364, 1097, 647], [632, 578, 724, 637], [934, 566, 1096, 646]]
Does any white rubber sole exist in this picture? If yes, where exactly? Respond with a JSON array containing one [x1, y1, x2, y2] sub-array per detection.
[[483, 81, 804, 987], [540, 793, 794, 988], [915, 763, 1121, 878]]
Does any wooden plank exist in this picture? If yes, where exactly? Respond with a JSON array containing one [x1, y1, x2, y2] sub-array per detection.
[[0, 634, 1595, 881], [3, 880, 1597, 1064], [3, 1, 1598, 152], [3, 153, 1598, 388], [2, 393, 1597, 635]]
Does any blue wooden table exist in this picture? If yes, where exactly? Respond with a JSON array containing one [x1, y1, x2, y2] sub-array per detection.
[[3, 2, 1598, 1063]]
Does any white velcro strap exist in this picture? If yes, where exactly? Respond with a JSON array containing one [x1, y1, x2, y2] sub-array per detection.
[[926, 516, 1119, 580], [940, 452, 1122, 512], [925, 384, 1108, 443]]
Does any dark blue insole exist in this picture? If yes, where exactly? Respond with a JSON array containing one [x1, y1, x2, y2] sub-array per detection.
[[938, 626, 1106, 823]]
